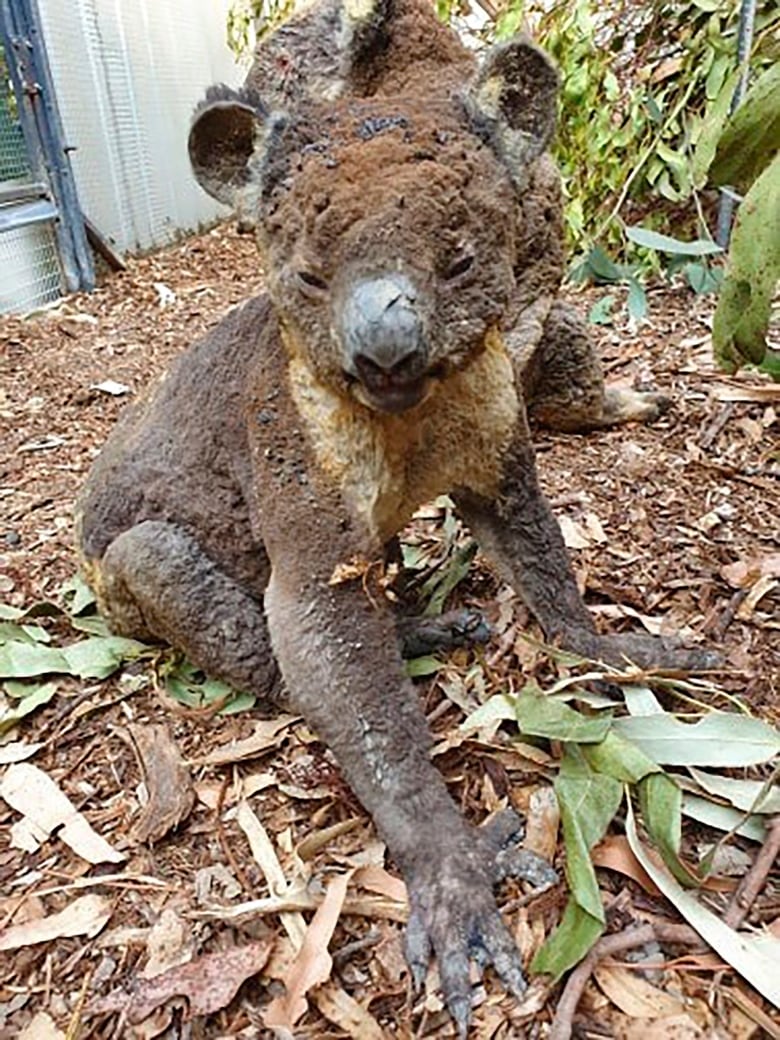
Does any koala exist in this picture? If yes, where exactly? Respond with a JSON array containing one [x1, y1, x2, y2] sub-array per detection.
[[76, 0, 714, 1032]]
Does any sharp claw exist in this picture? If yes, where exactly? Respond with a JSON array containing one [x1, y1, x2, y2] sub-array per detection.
[[448, 994, 472, 1039], [404, 912, 431, 994], [493, 950, 528, 1001]]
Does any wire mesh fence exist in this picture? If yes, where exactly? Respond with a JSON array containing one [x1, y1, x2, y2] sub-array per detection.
[[0, 42, 63, 315]]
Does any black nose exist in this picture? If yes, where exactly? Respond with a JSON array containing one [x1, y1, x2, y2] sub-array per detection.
[[341, 274, 427, 386]]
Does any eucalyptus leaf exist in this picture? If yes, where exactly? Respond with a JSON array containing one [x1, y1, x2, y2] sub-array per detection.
[[422, 541, 477, 616], [639, 773, 699, 885], [688, 768, 780, 815], [0, 641, 70, 678], [583, 730, 660, 783], [625, 226, 722, 256], [61, 636, 145, 679], [404, 655, 442, 678], [0, 681, 59, 734], [533, 748, 622, 978], [531, 898, 604, 980], [516, 689, 612, 744], [614, 712, 780, 767], [625, 801, 780, 1007], [681, 794, 766, 844]]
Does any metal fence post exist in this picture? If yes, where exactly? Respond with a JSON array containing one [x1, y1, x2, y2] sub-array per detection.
[[0, 0, 94, 292]]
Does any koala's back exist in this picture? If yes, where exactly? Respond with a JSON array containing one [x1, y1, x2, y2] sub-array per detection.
[[76, 296, 277, 592]]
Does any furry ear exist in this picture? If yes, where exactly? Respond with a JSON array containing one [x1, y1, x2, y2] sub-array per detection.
[[467, 39, 559, 186], [188, 86, 267, 206]]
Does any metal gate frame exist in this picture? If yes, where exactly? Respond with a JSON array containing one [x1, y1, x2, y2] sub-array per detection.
[[0, 0, 93, 295]]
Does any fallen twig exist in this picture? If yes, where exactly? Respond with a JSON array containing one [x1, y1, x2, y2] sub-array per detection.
[[724, 815, 780, 930], [549, 921, 701, 1040]]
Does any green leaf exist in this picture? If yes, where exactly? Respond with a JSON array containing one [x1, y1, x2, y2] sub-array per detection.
[[460, 692, 516, 732], [59, 574, 97, 616], [60, 636, 145, 679], [0, 680, 59, 734], [0, 641, 70, 678], [685, 261, 722, 295], [639, 773, 699, 885], [712, 154, 780, 370], [687, 768, 780, 814], [681, 794, 766, 844], [421, 541, 477, 617], [625, 801, 780, 1008], [404, 655, 442, 678], [582, 730, 660, 783], [711, 64, 780, 191], [625, 225, 722, 256], [588, 295, 615, 325], [692, 69, 741, 186], [516, 688, 612, 744], [626, 277, 647, 322], [614, 711, 780, 767], [585, 245, 623, 283], [531, 898, 604, 979], [533, 747, 622, 978]]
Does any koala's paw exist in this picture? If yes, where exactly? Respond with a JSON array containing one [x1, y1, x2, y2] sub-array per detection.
[[585, 631, 721, 672], [398, 608, 491, 659], [404, 816, 557, 1037]]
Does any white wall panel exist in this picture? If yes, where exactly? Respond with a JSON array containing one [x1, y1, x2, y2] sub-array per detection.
[[38, 0, 244, 253]]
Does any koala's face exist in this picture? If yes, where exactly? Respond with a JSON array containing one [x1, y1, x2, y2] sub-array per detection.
[[254, 98, 518, 413]]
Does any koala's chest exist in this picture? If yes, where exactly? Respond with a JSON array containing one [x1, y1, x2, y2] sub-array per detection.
[[289, 334, 520, 543]]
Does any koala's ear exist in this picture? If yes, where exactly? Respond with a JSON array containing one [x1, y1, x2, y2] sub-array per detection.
[[467, 39, 559, 184], [188, 86, 267, 207]]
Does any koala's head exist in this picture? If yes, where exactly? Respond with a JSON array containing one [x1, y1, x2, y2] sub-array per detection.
[[189, 41, 558, 415]]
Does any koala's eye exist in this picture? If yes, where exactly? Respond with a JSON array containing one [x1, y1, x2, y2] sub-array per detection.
[[444, 253, 475, 281], [297, 270, 328, 293]]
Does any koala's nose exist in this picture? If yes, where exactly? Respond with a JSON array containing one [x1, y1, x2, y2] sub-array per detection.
[[341, 274, 427, 383]]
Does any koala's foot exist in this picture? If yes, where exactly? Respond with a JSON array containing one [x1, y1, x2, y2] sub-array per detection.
[[564, 627, 722, 672], [397, 608, 491, 659], [405, 811, 557, 1037], [601, 386, 672, 426]]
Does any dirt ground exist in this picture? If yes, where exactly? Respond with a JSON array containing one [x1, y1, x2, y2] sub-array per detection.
[[0, 224, 778, 1039]]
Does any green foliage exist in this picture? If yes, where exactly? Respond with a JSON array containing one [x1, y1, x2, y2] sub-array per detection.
[[226, 0, 293, 58], [508, 0, 779, 257], [464, 664, 780, 981]]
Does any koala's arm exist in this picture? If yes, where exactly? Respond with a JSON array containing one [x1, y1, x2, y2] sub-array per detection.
[[248, 380, 534, 1028], [455, 416, 714, 670]]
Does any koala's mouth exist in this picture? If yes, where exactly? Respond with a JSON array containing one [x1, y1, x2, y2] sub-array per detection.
[[348, 369, 435, 414]]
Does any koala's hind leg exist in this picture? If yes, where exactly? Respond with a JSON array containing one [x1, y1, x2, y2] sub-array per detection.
[[524, 300, 670, 431], [95, 520, 282, 703]]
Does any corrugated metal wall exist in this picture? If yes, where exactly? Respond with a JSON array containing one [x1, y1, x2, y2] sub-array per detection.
[[38, 0, 244, 254]]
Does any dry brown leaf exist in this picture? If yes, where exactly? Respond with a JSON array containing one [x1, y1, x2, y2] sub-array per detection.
[[17, 1012, 65, 1040], [329, 555, 372, 585], [721, 553, 780, 589], [619, 1013, 709, 1039], [143, 906, 193, 978], [312, 982, 386, 1039], [263, 871, 351, 1030], [354, 864, 408, 905], [0, 894, 112, 951], [592, 836, 662, 897], [711, 383, 780, 404], [128, 724, 195, 843], [235, 799, 307, 946], [91, 939, 273, 1023], [194, 715, 298, 766], [736, 575, 779, 620], [594, 963, 686, 1018], [523, 785, 560, 862], [0, 763, 124, 864]]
